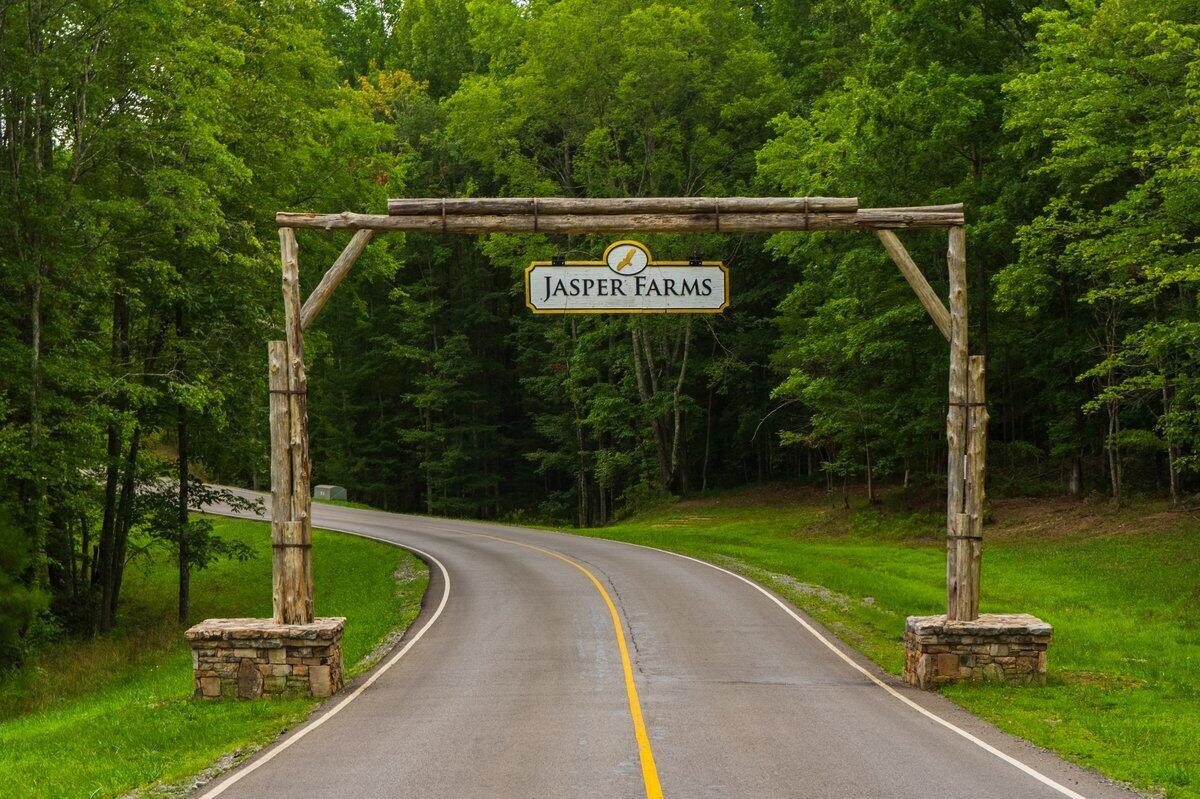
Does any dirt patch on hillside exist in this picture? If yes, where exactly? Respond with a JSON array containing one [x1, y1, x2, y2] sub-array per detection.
[[984, 496, 1196, 542], [654, 483, 1196, 544], [661, 483, 834, 511]]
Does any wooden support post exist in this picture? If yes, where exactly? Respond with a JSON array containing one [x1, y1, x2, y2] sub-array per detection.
[[953, 513, 974, 620], [960, 354, 987, 620], [945, 226, 968, 620], [267, 341, 292, 623], [279, 228, 313, 624], [875, 230, 951, 341]]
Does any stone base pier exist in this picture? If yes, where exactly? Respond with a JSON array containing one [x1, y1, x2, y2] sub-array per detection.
[[904, 613, 1051, 689], [185, 617, 345, 700]]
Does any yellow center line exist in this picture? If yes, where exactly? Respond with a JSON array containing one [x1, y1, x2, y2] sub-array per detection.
[[470, 531, 664, 799]]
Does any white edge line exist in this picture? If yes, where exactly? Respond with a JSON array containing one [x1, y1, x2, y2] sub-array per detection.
[[199, 505, 1086, 799], [195, 528, 450, 799], [633, 543, 1088, 799], [418, 520, 1087, 799]]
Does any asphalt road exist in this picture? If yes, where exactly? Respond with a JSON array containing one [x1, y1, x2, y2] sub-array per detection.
[[195, 491, 1141, 799]]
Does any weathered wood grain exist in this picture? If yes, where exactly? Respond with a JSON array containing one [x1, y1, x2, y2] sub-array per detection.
[[387, 196, 860, 216], [279, 228, 314, 624], [267, 340, 291, 624], [961, 354, 988, 621], [300, 229, 373, 330], [869, 203, 963, 214], [945, 226, 968, 619], [277, 208, 965, 233], [953, 513, 973, 622], [279, 521, 311, 625]]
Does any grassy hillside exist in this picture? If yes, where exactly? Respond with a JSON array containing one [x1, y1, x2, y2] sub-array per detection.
[[0, 517, 428, 799], [579, 486, 1198, 799]]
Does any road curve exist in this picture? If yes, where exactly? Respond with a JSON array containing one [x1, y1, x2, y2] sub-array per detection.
[[195, 492, 1140, 799]]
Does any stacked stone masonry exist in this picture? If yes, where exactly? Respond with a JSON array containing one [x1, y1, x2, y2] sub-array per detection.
[[903, 613, 1051, 689], [185, 617, 345, 700]]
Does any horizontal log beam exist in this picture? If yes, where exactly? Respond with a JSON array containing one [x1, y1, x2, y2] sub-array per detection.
[[388, 196, 859, 216], [277, 208, 964, 233], [871, 204, 964, 213]]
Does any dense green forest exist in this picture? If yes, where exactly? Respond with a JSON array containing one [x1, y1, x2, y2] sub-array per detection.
[[1, 0, 1197, 661]]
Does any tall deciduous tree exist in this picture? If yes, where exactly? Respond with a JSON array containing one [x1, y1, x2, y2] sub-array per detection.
[[1002, 0, 1200, 504]]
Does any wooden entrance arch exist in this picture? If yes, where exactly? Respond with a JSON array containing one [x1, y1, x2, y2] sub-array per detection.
[[268, 198, 983, 626]]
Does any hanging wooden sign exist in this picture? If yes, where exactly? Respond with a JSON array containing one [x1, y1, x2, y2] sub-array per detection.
[[525, 241, 729, 314]]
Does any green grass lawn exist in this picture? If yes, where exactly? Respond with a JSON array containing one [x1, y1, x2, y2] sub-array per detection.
[[0, 516, 428, 799], [573, 486, 1198, 799]]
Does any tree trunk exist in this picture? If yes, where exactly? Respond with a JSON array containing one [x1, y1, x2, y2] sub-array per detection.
[[12, 4, 54, 593], [107, 424, 141, 625], [1102, 308, 1122, 507], [1162, 382, 1178, 507], [669, 320, 692, 494], [26, 255, 47, 588], [96, 423, 121, 633], [1106, 399, 1122, 507], [576, 423, 588, 528], [78, 514, 91, 591], [701, 387, 714, 492], [176, 305, 190, 625], [630, 323, 672, 491], [597, 478, 607, 527], [864, 442, 877, 504], [97, 289, 130, 633], [423, 409, 434, 515]]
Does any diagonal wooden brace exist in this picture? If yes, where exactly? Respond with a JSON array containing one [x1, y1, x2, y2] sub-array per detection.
[[300, 229, 374, 330], [876, 229, 951, 341]]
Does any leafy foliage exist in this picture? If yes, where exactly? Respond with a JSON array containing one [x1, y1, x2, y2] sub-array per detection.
[[1, 0, 1198, 662], [0, 509, 46, 666]]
